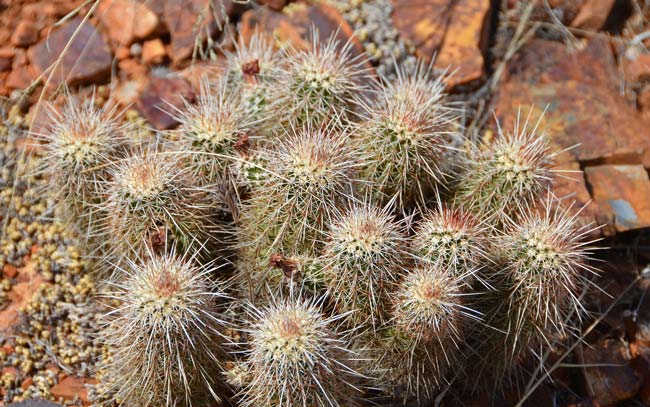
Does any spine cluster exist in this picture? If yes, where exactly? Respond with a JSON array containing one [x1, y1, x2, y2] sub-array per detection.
[[38, 29, 598, 406]]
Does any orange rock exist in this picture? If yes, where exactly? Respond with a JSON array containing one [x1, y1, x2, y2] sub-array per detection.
[[163, 0, 233, 64], [507, 37, 618, 88], [0, 260, 43, 333], [11, 21, 39, 47], [579, 338, 640, 406], [2, 264, 17, 279], [115, 45, 131, 60], [239, 3, 368, 67], [118, 58, 147, 78], [136, 73, 194, 129], [571, 0, 615, 31], [27, 17, 113, 86], [434, 0, 491, 88], [624, 53, 650, 84], [97, 0, 159, 45], [551, 159, 603, 235], [5, 65, 37, 90], [141, 39, 166, 65], [20, 376, 33, 389], [584, 165, 650, 232], [178, 60, 223, 90], [392, 0, 491, 88], [51, 376, 89, 403]]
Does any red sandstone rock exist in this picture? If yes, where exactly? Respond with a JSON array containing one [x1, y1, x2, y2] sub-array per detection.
[[239, 3, 367, 66], [579, 338, 641, 406], [136, 73, 194, 129], [11, 21, 39, 47], [51, 376, 89, 403], [97, 0, 159, 45], [142, 39, 167, 65], [163, 0, 233, 65], [571, 0, 615, 31], [584, 165, 650, 233], [391, 0, 491, 88], [27, 17, 112, 86]]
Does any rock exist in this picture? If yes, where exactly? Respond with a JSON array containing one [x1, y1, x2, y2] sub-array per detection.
[[11, 21, 39, 47], [0, 48, 13, 72], [494, 81, 650, 166], [50, 376, 89, 403], [624, 53, 650, 84], [135, 72, 194, 129], [0, 58, 11, 73], [584, 165, 650, 233], [580, 338, 640, 406], [118, 58, 148, 78], [240, 3, 367, 64], [3, 264, 17, 279], [178, 61, 223, 90], [638, 85, 650, 112], [391, 0, 491, 88], [0, 260, 43, 333], [551, 158, 603, 234], [5, 66, 37, 91], [258, 0, 287, 11], [508, 0, 586, 26], [571, 0, 616, 31], [112, 78, 148, 107], [163, 0, 233, 64], [142, 39, 166, 65], [27, 17, 112, 86], [506, 38, 618, 88], [97, 0, 159, 45]]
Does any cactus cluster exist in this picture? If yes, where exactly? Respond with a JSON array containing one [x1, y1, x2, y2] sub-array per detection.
[[38, 30, 597, 406]]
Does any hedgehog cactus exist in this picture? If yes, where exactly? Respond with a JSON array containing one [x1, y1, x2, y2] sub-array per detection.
[[412, 204, 489, 284], [270, 33, 369, 128], [224, 31, 280, 127], [176, 77, 257, 185], [237, 125, 361, 299], [236, 296, 364, 407], [32, 28, 602, 407], [321, 203, 408, 330], [102, 147, 216, 260], [37, 96, 126, 234], [464, 195, 596, 389], [371, 264, 470, 402], [97, 251, 228, 407], [455, 112, 555, 221], [501, 197, 595, 355], [355, 63, 460, 207]]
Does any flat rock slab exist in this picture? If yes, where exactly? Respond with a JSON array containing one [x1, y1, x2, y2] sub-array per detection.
[[27, 17, 112, 86], [493, 81, 650, 166], [391, 0, 491, 89], [585, 165, 650, 233]]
